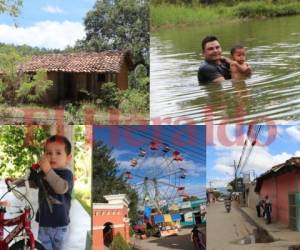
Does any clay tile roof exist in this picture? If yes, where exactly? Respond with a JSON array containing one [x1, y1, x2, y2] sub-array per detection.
[[19, 50, 133, 73], [255, 157, 300, 192]]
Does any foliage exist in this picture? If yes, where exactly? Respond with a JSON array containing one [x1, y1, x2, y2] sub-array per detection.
[[129, 226, 135, 237], [151, 0, 300, 28], [75, 0, 149, 67], [0, 126, 49, 177], [128, 64, 149, 92], [73, 125, 91, 184], [98, 82, 120, 108], [111, 232, 131, 250], [16, 69, 53, 103], [73, 126, 91, 214], [0, 43, 61, 56], [151, 3, 231, 28], [0, 46, 24, 105], [183, 195, 199, 202], [64, 103, 85, 124], [0, 0, 22, 16], [74, 188, 91, 215], [119, 88, 149, 114], [0, 47, 53, 105], [151, 0, 294, 5], [92, 140, 139, 222], [233, 1, 300, 18], [228, 177, 243, 192]]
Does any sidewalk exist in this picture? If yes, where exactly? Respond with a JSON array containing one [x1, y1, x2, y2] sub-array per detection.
[[240, 206, 300, 245]]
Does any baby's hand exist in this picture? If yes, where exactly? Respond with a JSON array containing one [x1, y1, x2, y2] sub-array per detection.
[[38, 155, 51, 174], [230, 61, 238, 67]]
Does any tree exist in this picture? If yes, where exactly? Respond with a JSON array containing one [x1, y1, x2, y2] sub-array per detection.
[[0, 47, 53, 105], [0, 0, 22, 16], [75, 0, 149, 67], [183, 195, 199, 202], [0, 126, 50, 177], [92, 140, 139, 222]]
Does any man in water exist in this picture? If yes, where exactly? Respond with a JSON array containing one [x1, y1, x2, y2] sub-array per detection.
[[198, 35, 231, 84]]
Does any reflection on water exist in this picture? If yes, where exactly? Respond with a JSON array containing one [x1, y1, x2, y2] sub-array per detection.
[[150, 15, 300, 124]]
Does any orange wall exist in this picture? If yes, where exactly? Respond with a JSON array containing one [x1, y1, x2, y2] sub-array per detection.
[[260, 170, 300, 225], [117, 60, 129, 90], [92, 207, 130, 250]]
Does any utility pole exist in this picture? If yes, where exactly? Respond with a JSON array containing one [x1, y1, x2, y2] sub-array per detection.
[[234, 160, 238, 192]]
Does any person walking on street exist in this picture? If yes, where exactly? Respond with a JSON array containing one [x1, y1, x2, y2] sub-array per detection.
[[256, 198, 264, 217], [264, 195, 272, 224]]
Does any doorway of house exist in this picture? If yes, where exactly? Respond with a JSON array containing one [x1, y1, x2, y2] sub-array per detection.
[[63, 73, 74, 102], [103, 222, 113, 248]]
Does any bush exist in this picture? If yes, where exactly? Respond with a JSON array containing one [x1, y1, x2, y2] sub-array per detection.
[[233, 1, 300, 18], [110, 233, 131, 250], [98, 82, 120, 108], [129, 64, 149, 92], [119, 89, 149, 114], [16, 69, 53, 103]]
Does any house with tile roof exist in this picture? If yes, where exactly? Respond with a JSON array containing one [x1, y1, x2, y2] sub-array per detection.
[[19, 50, 133, 105]]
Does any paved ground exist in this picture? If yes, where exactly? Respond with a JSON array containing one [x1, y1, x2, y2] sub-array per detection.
[[132, 227, 205, 250], [207, 201, 300, 250], [0, 180, 90, 250]]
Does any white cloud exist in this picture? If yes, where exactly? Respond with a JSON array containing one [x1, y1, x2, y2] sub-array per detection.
[[212, 146, 293, 181], [42, 5, 64, 14], [207, 177, 232, 188], [208, 124, 248, 149], [111, 149, 133, 159], [0, 21, 85, 50], [286, 126, 300, 141]]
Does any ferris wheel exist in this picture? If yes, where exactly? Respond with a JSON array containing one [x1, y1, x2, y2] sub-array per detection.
[[122, 141, 188, 212]]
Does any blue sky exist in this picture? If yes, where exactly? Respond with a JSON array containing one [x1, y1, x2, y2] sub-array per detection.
[[0, 0, 96, 49], [207, 125, 300, 188], [93, 126, 206, 206]]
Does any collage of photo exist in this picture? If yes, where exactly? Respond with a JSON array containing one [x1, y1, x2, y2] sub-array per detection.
[[0, 0, 300, 250]]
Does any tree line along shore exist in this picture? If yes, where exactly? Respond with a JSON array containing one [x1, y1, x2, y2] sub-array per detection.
[[151, 0, 300, 29]]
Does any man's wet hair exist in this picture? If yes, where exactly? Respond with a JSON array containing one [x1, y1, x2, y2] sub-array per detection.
[[201, 35, 219, 51], [45, 135, 72, 155], [230, 45, 245, 56]]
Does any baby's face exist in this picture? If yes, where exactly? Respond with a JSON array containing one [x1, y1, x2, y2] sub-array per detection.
[[45, 141, 71, 169], [232, 48, 246, 64]]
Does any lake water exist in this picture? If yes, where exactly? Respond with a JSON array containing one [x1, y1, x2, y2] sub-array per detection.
[[150, 15, 300, 124]]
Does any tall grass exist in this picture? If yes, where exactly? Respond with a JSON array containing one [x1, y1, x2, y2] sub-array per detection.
[[151, 0, 300, 28], [151, 4, 232, 28], [233, 1, 300, 18]]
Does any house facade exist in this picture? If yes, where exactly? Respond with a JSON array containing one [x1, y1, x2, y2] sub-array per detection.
[[19, 50, 133, 105], [255, 157, 300, 231], [93, 194, 130, 250]]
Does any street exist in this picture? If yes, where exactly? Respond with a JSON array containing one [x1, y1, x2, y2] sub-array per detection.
[[132, 227, 205, 250], [207, 201, 296, 250]]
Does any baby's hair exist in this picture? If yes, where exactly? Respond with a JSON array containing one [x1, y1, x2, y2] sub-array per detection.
[[45, 135, 72, 155], [230, 45, 245, 56]]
